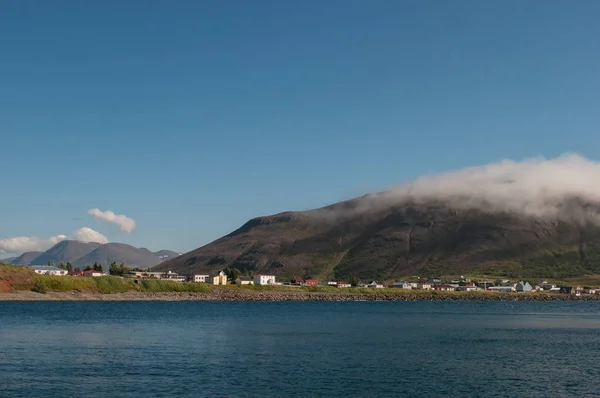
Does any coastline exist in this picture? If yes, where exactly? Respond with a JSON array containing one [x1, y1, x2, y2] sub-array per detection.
[[1, 288, 599, 301]]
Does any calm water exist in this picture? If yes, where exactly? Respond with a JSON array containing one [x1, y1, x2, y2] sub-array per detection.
[[1, 301, 600, 397]]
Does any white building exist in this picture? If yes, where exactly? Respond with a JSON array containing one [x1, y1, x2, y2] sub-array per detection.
[[336, 282, 351, 288], [417, 282, 433, 290], [192, 274, 210, 283], [488, 286, 515, 292], [210, 271, 228, 285], [254, 274, 276, 286], [28, 265, 67, 276], [392, 281, 413, 289], [515, 281, 533, 292], [83, 270, 105, 277], [367, 281, 384, 288]]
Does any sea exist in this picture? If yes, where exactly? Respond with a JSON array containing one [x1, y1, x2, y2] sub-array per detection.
[[1, 301, 599, 397]]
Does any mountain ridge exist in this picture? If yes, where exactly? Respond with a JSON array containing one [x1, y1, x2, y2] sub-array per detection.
[[153, 198, 600, 280], [4, 241, 178, 268]]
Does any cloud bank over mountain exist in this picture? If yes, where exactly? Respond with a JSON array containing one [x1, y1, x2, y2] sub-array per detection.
[[323, 153, 600, 224]]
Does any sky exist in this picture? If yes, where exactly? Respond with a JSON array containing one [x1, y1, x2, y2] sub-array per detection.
[[2, 0, 600, 255]]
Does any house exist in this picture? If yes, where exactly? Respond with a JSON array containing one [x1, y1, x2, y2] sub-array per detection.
[[432, 284, 454, 291], [488, 286, 515, 292], [456, 285, 478, 292], [254, 274, 276, 286], [68, 270, 84, 277], [192, 274, 210, 283], [326, 281, 338, 286], [356, 281, 367, 288], [291, 277, 304, 285], [304, 279, 319, 286], [392, 281, 413, 289], [235, 276, 254, 285], [476, 281, 495, 289], [515, 281, 533, 292], [83, 270, 105, 277], [367, 281, 384, 288], [559, 286, 573, 294], [28, 265, 67, 276], [336, 282, 351, 288], [541, 283, 556, 291], [210, 271, 228, 285], [417, 282, 433, 290]]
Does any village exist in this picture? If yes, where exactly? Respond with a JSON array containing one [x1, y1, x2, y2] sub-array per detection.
[[22, 264, 599, 296]]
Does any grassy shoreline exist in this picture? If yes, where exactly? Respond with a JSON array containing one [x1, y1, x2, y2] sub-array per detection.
[[2, 265, 599, 301]]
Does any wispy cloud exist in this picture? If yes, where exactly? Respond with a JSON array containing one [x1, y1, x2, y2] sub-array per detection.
[[88, 208, 136, 233], [0, 227, 109, 255], [0, 235, 67, 254]]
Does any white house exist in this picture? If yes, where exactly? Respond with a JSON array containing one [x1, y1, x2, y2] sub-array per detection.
[[488, 286, 515, 292], [392, 281, 413, 289], [235, 276, 254, 285], [336, 282, 351, 288], [192, 274, 210, 283], [254, 274, 276, 286], [28, 265, 67, 276], [82, 270, 105, 277], [367, 281, 384, 288], [515, 281, 533, 292], [417, 282, 433, 290]]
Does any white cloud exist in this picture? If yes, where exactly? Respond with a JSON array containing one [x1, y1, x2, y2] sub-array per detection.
[[88, 208, 136, 233], [71, 227, 109, 244], [0, 235, 67, 254], [0, 227, 109, 255]]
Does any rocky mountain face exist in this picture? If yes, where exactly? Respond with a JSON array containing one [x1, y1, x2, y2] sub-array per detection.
[[153, 198, 600, 280]]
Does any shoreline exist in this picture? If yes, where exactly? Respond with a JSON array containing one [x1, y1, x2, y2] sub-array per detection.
[[1, 289, 599, 301]]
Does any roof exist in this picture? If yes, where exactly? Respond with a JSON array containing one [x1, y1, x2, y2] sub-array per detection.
[[237, 276, 253, 281], [293, 277, 304, 281]]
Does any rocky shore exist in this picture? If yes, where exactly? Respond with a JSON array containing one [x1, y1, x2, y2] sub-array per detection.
[[1, 288, 599, 301]]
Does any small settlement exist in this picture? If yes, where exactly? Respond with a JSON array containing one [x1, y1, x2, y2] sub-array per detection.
[[21, 265, 600, 296]]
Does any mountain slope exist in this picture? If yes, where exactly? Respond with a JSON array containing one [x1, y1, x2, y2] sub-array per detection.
[[32, 241, 101, 265], [10, 251, 44, 265], [153, 199, 600, 280], [73, 243, 168, 268], [153, 250, 181, 261]]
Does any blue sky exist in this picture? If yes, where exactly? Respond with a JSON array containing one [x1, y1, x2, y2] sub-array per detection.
[[2, 0, 600, 255]]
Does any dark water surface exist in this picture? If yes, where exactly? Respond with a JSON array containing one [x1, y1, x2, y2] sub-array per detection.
[[1, 301, 599, 397]]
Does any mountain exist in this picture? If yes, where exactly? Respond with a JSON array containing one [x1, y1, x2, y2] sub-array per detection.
[[1, 257, 17, 264], [73, 243, 170, 268], [32, 241, 102, 265], [153, 197, 600, 281], [9, 251, 44, 265]]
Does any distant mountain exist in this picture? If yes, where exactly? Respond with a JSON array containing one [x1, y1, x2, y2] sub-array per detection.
[[10, 251, 44, 265], [153, 250, 181, 261], [73, 243, 169, 268], [32, 241, 102, 265], [1, 257, 17, 264]]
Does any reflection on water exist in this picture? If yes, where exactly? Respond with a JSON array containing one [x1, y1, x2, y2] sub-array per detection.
[[1, 301, 599, 397]]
